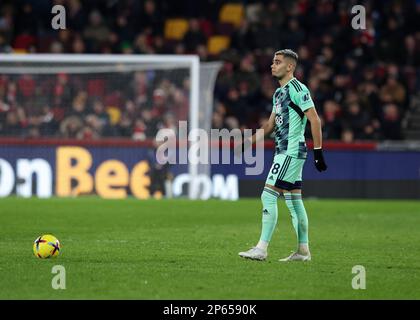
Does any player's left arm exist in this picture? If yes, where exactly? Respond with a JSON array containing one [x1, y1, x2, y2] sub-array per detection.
[[305, 107, 322, 149], [305, 106, 327, 172], [292, 87, 327, 172]]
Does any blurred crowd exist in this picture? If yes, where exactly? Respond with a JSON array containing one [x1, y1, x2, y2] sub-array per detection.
[[0, 0, 420, 141], [0, 70, 188, 140]]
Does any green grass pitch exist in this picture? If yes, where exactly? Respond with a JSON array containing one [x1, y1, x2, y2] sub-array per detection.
[[0, 197, 419, 299]]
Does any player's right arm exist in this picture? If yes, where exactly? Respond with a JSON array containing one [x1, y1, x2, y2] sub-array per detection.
[[250, 111, 276, 145], [235, 112, 275, 155]]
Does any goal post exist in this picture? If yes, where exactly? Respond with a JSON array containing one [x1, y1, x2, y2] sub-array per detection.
[[0, 54, 221, 199]]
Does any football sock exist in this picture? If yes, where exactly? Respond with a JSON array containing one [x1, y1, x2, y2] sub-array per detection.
[[284, 193, 309, 252], [259, 187, 279, 244], [298, 243, 310, 256], [256, 240, 268, 251]]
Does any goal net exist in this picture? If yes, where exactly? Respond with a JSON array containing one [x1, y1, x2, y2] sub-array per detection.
[[0, 54, 221, 199]]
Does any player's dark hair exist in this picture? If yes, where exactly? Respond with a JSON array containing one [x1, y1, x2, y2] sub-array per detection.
[[275, 49, 298, 63]]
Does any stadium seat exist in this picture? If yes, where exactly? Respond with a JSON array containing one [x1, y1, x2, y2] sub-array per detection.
[[106, 106, 121, 125], [164, 19, 189, 40], [219, 3, 244, 27], [12, 48, 28, 54], [207, 36, 230, 55]]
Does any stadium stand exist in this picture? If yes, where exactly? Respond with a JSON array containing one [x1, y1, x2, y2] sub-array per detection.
[[0, 0, 419, 141]]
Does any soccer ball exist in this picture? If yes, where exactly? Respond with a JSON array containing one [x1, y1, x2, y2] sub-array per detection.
[[33, 234, 61, 259]]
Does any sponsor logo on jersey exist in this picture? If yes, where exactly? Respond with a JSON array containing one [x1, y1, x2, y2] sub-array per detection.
[[275, 100, 281, 113]]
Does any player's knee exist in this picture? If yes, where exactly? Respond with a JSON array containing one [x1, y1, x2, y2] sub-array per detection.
[[261, 187, 280, 203]]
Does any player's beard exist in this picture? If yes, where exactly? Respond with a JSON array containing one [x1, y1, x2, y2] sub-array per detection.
[[275, 71, 286, 81]]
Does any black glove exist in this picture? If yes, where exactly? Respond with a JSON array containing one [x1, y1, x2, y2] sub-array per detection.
[[313, 148, 327, 172]]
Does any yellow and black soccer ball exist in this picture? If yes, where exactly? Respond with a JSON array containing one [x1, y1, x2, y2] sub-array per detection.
[[33, 234, 61, 259]]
